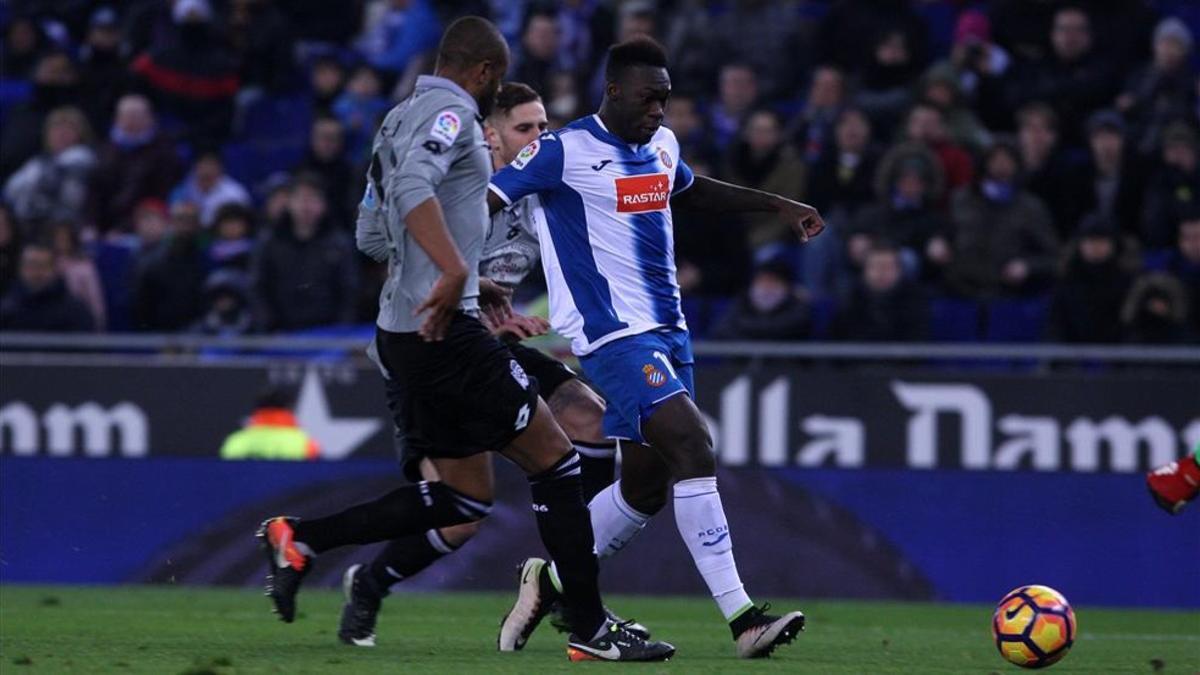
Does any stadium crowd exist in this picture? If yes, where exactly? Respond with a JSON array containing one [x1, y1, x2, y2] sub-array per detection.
[[0, 0, 1197, 344]]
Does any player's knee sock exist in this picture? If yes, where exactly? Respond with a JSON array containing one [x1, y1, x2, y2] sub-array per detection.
[[546, 479, 650, 592], [673, 476, 754, 622], [293, 482, 491, 554], [574, 440, 617, 503], [528, 451, 606, 639], [366, 530, 458, 591]]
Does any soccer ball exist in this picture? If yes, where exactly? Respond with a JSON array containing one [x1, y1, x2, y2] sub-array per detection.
[[992, 585, 1076, 669]]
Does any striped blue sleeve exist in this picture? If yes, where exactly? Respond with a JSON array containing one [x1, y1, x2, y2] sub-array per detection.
[[672, 157, 695, 195], [488, 133, 563, 205]]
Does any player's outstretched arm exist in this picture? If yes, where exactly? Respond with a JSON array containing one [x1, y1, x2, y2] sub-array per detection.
[[673, 174, 825, 242], [405, 196, 469, 341]]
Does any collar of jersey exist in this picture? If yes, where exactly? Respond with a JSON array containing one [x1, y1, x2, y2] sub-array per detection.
[[415, 75, 479, 115], [573, 114, 648, 154]]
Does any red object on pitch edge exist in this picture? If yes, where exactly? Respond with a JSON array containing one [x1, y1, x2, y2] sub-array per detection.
[[1147, 456, 1200, 514]]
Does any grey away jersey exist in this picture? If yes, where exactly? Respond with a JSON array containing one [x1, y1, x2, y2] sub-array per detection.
[[479, 194, 542, 287], [356, 75, 492, 333]]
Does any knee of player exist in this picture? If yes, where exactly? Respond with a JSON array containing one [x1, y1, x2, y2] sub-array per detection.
[[550, 386, 606, 443], [427, 481, 493, 524], [622, 480, 669, 516], [438, 520, 481, 548]]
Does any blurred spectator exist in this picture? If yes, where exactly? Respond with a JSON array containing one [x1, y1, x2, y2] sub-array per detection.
[[193, 268, 254, 336], [556, 0, 613, 80], [1121, 272, 1193, 344], [132, 198, 170, 249], [944, 140, 1059, 298], [1, 15, 47, 80], [672, 157, 750, 297], [546, 70, 583, 123], [586, 0, 656, 106], [791, 65, 846, 164], [309, 55, 347, 116], [723, 109, 806, 252], [0, 242, 95, 332], [847, 142, 947, 278], [357, 0, 441, 80], [1016, 102, 1075, 238], [711, 258, 809, 341], [285, 0, 366, 46], [296, 116, 356, 223], [664, 93, 713, 168], [260, 173, 293, 224], [853, 29, 922, 135], [0, 205, 19, 298], [1141, 122, 1200, 249], [708, 63, 759, 151], [78, 7, 129, 135], [818, 0, 929, 79], [133, 202, 207, 330], [1117, 17, 1196, 156], [3, 107, 97, 228], [170, 150, 252, 228], [1007, 7, 1118, 149], [1065, 110, 1146, 239], [252, 174, 358, 331], [219, 385, 319, 459], [130, 0, 240, 145], [1161, 216, 1200, 336], [808, 107, 881, 222], [902, 102, 974, 192], [833, 242, 929, 342], [1048, 216, 1132, 344], [944, 9, 1012, 131], [332, 65, 389, 162], [89, 95, 183, 234], [45, 221, 106, 331], [918, 64, 990, 153], [512, 7, 563, 98], [227, 0, 296, 95], [207, 203, 257, 272], [0, 51, 81, 180]]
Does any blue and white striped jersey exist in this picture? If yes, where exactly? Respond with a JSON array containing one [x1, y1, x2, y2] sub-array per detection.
[[489, 114, 695, 356]]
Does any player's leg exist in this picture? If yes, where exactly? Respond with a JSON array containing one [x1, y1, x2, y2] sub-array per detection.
[[639, 349, 805, 658], [510, 343, 617, 503], [547, 379, 617, 502], [1147, 444, 1200, 514], [497, 396, 674, 661]]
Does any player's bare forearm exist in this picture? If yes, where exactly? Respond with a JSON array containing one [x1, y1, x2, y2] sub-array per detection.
[[672, 174, 785, 213], [673, 175, 826, 241], [405, 197, 468, 278]]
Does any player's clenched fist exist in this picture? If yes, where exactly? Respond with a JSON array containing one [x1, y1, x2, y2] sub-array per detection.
[[771, 197, 825, 243]]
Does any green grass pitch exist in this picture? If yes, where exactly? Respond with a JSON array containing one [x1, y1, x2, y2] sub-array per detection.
[[1, 586, 1197, 673]]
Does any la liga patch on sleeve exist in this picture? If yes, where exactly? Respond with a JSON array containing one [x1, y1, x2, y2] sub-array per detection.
[[511, 140, 539, 170], [429, 110, 462, 146]]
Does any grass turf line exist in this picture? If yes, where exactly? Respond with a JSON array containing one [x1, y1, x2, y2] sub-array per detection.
[[1, 586, 1197, 674]]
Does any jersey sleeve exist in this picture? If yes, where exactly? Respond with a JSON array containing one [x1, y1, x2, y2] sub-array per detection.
[[488, 133, 564, 205], [672, 157, 695, 195], [390, 103, 477, 218]]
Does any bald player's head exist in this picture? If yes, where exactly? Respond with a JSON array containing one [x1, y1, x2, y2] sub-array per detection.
[[435, 16, 510, 117]]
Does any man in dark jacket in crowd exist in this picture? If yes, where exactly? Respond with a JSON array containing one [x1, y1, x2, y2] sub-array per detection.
[[294, 116, 356, 227], [834, 242, 929, 342], [252, 173, 358, 332], [1063, 110, 1146, 237], [1141, 121, 1200, 249], [89, 94, 184, 233], [1048, 215, 1132, 344], [712, 258, 809, 341], [0, 242, 95, 332], [133, 201, 207, 330]]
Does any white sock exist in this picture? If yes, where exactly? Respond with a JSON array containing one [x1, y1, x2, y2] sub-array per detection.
[[673, 476, 753, 620], [549, 480, 649, 593]]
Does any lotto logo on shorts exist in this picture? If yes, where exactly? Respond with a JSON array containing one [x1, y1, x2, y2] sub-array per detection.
[[642, 364, 667, 387], [615, 173, 669, 213], [510, 359, 530, 390]]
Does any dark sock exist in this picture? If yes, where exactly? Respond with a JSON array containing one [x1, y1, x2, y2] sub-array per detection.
[[367, 530, 458, 591], [293, 482, 490, 554], [728, 604, 762, 639], [574, 441, 617, 503], [528, 451, 606, 639]]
